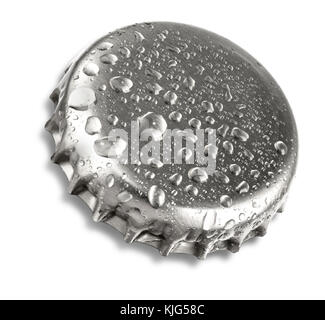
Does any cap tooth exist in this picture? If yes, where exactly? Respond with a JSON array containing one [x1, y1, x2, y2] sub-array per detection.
[[255, 223, 268, 238], [277, 204, 285, 213], [160, 240, 178, 256], [195, 245, 211, 260], [68, 172, 94, 195], [226, 239, 241, 253], [45, 114, 59, 133], [92, 187, 109, 222], [51, 140, 75, 164], [50, 88, 60, 105], [124, 225, 144, 243]]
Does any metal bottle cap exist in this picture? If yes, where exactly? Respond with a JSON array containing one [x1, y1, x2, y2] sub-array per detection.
[[46, 22, 298, 259]]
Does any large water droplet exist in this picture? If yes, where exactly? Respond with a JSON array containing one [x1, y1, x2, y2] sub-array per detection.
[[94, 137, 127, 158], [117, 190, 133, 203], [109, 76, 133, 93], [236, 181, 250, 194], [184, 76, 195, 90], [85, 116, 102, 135], [146, 83, 163, 95], [100, 54, 118, 65], [98, 42, 113, 51], [274, 141, 288, 155], [83, 63, 99, 76], [217, 124, 229, 137], [223, 141, 234, 154], [169, 111, 182, 122], [138, 112, 167, 141], [106, 174, 115, 188], [188, 167, 208, 183], [220, 195, 232, 208], [148, 185, 165, 208], [204, 144, 218, 159], [189, 118, 201, 129], [185, 184, 198, 196], [164, 91, 178, 105], [201, 101, 214, 113], [107, 114, 119, 125], [68, 87, 96, 110], [229, 164, 241, 176], [169, 173, 183, 186], [231, 127, 249, 142], [214, 171, 230, 184]]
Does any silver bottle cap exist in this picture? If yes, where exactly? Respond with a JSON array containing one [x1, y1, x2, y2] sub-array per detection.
[[46, 22, 298, 259]]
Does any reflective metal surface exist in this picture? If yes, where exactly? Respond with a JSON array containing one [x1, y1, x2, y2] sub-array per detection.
[[46, 22, 298, 259]]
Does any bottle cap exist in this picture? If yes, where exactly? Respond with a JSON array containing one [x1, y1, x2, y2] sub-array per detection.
[[46, 22, 298, 259]]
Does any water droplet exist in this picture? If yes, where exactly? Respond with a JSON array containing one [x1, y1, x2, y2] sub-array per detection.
[[146, 83, 163, 95], [188, 167, 208, 183], [239, 213, 246, 221], [185, 184, 198, 196], [231, 127, 249, 142], [164, 91, 178, 105], [119, 47, 131, 58], [204, 144, 218, 159], [107, 114, 119, 125], [145, 171, 155, 180], [274, 141, 288, 155], [138, 112, 167, 141], [205, 116, 215, 125], [109, 76, 133, 93], [224, 84, 233, 102], [224, 219, 235, 230], [189, 118, 201, 129], [117, 190, 133, 203], [99, 84, 107, 92], [217, 124, 229, 137], [183, 76, 195, 90], [223, 141, 234, 154], [148, 185, 165, 208], [214, 171, 230, 184], [243, 148, 254, 160], [131, 93, 140, 103], [106, 174, 115, 188], [83, 62, 99, 76], [68, 87, 96, 110], [134, 31, 145, 42], [148, 158, 164, 168], [100, 53, 118, 65], [236, 181, 250, 194], [177, 147, 193, 162], [94, 137, 127, 158], [215, 101, 224, 112], [169, 173, 183, 186], [250, 169, 260, 179], [169, 111, 182, 122], [201, 101, 214, 113], [220, 195, 232, 208], [230, 164, 241, 176], [85, 116, 102, 135], [98, 42, 113, 51], [145, 67, 162, 80]]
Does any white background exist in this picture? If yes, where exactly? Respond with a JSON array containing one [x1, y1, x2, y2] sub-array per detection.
[[0, 0, 324, 300]]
